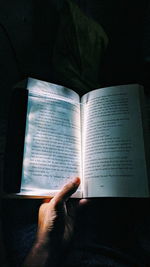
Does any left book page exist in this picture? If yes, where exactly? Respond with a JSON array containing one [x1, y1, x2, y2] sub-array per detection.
[[19, 78, 82, 197]]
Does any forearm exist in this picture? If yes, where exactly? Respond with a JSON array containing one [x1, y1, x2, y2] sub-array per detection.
[[22, 239, 61, 267], [22, 241, 50, 267]]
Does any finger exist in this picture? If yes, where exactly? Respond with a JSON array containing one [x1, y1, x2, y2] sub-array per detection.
[[51, 177, 80, 206], [79, 199, 90, 206]]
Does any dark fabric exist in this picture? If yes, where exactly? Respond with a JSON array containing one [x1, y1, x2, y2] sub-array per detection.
[[52, 0, 108, 95]]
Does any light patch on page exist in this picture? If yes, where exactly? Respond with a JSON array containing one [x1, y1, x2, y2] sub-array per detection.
[[21, 94, 82, 194]]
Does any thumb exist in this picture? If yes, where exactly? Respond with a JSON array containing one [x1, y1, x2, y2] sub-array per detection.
[[51, 177, 81, 207]]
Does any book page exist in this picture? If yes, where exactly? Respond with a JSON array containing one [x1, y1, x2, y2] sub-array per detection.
[[27, 78, 80, 101], [81, 84, 149, 197], [20, 79, 82, 197]]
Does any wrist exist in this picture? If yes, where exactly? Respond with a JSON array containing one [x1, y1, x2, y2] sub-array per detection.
[[36, 229, 52, 247], [32, 240, 62, 267], [22, 240, 49, 267], [36, 230, 64, 251], [35, 237, 50, 252]]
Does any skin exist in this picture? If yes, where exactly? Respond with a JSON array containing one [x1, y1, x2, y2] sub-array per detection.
[[23, 177, 87, 267]]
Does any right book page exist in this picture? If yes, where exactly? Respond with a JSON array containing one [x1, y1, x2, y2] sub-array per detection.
[[81, 84, 149, 198]]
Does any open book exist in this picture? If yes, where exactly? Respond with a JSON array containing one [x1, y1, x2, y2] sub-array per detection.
[[4, 78, 150, 198]]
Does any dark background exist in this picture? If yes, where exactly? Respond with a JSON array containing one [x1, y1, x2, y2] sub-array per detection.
[[0, 0, 150, 151], [0, 0, 150, 266], [0, 0, 150, 141]]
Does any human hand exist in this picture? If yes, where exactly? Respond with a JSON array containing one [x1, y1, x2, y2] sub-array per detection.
[[37, 177, 81, 249], [23, 177, 88, 267]]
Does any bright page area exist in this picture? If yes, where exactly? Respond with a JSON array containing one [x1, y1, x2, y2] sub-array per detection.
[[20, 79, 82, 197], [82, 84, 149, 197]]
